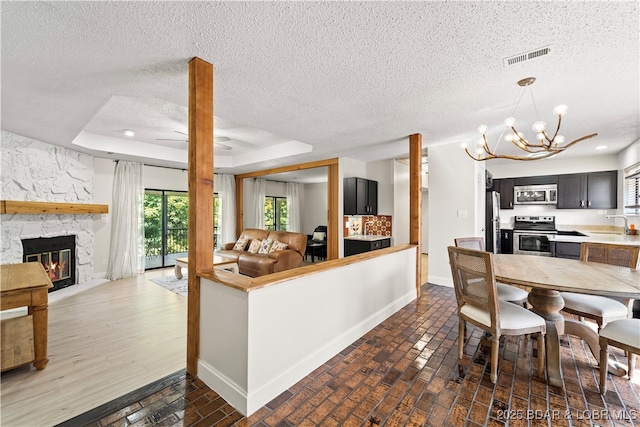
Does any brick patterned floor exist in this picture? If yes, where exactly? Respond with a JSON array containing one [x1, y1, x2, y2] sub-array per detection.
[[84, 284, 640, 427]]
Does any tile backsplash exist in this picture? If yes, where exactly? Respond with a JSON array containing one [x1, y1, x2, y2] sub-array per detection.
[[344, 215, 392, 237]]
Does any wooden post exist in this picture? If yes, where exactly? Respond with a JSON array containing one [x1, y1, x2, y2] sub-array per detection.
[[409, 134, 422, 297], [186, 57, 214, 376]]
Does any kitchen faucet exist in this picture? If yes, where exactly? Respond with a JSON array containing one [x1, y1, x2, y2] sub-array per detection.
[[606, 214, 630, 235]]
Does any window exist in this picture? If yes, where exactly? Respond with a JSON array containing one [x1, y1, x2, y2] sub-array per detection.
[[624, 163, 640, 216], [143, 190, 221, 270], [144, 190, 189, 269], [264, 196, 288, 231]]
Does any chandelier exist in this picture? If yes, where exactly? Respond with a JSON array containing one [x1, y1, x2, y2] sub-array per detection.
[[463, 77, 598, 161]]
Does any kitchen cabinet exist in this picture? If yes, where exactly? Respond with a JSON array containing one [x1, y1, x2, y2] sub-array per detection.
[[557, 171, 617, 209], [500, 229, 513, 254], [344, 237, 390, 256], [549, 241, 581, 260], [514, 175, 557, 185], [494, 178, 514, 209], [344, 177, 378, 215]]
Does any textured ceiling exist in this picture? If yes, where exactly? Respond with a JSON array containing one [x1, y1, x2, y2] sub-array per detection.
[[1, 1, 638, 175]]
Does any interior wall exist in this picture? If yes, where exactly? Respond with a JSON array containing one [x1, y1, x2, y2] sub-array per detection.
[[366, 159, 394, 215], [93, 158, 115, 275], [393, 160, 409, 245], [428, 142, 485, 287], [301, 182, 328, 235], [421, 189, 429, 254]]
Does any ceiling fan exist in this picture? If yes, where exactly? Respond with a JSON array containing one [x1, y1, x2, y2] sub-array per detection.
[[157, 131, 232, 150]]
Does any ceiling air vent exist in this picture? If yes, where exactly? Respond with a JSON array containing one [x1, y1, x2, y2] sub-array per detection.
[[503, 46, 552, 66]]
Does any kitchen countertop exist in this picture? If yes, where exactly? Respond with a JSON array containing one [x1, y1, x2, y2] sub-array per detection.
[[548, 231, 640, 246], [344, 235, 391, 241]]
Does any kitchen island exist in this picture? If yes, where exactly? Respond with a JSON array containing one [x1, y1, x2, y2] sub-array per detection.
[[344, 235, 391, 256]]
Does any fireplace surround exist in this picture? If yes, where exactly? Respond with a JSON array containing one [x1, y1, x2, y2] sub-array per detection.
[[22, 236, 76, 292]]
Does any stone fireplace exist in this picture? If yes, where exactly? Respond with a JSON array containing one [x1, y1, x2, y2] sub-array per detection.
[[1, 131, 98, 285], [22, 235, 76, 291]]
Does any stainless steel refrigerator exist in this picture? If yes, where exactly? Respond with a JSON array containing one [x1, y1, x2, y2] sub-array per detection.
[[485, 191, 501, 253]]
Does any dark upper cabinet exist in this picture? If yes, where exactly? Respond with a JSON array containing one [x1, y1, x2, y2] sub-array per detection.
[[514, 175, 558, 185], [344, 177, 378, 215], [557, 171, 617, 209], [494, 178, 515, 209]]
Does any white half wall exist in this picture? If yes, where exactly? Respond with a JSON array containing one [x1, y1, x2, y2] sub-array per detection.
[[198, 247, 418, 416], [428, 142, 485, 287]]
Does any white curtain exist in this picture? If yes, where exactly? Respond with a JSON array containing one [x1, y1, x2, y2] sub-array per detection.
[[214, 174, 236, 247], [251, 178, 266, 229], [286, 182, 301, 232], [106, 161, 144, 280]]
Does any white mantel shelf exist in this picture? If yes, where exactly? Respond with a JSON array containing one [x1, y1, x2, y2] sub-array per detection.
[[0, 200, 108, 215]]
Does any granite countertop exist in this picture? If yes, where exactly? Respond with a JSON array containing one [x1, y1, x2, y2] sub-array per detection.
[[548, 231, 640, 246], [344, 235, 391, 241]]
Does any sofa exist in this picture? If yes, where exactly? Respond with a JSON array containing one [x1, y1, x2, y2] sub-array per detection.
[[218, 228, 308, 277]]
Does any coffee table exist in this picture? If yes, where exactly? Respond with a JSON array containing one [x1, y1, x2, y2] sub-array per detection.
[[174, 255, 239, 279]]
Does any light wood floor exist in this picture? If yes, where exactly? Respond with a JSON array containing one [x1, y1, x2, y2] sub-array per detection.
[[0, 254, 428, 426], [0, 268, 187, 427]]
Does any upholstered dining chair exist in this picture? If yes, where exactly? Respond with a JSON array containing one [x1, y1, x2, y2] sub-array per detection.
[[560, 243, 640, 331], [448, 246, 546, 384], [599, 318, 640, 394], [454, 237, 529, 306]]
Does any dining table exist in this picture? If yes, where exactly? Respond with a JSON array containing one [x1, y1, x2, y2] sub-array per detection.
[[493, 254, 640, 389]]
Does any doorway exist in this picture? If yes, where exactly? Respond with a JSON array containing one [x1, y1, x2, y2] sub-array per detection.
[[144, 189, 189, 269]]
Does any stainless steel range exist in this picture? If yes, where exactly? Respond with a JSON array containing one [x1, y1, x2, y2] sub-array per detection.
[[513, 216, 557, 256]]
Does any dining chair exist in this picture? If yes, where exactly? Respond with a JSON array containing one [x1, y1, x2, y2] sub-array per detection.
[[448, 246, 546, 384], [560, 243, 640, 330], [598, 318, 640, 394], [454, 237, 529, 306]]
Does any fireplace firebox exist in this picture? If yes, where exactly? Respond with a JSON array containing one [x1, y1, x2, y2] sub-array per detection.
[[22, 236, 76, 292]]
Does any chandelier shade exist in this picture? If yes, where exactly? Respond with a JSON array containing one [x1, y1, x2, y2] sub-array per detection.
[[464, 77, 597, 161]]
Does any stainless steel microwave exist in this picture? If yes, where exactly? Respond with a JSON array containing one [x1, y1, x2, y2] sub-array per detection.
[[514, 184, 557, 205]]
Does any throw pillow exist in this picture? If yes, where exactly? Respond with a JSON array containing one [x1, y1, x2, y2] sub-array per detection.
[[247, 239, 262, 254], [312, 231, 326, 241], [269, 240, 288, 253], [233, 237, 249, 251], [257, 238, 274, 254]]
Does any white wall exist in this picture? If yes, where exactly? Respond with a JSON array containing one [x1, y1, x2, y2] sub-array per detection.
[[421, 189, 429, 254], [487, 154, 618, 179], [366, 159, 394, 215], [93, 158, 115, 274], [393, 160, 410, 245], [301, 182, 327, 235], [428, 142, 485, 287]]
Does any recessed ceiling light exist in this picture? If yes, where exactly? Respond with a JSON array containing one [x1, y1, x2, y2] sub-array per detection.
[[123, 129, 135, 137], [596, 145, 608, 150]]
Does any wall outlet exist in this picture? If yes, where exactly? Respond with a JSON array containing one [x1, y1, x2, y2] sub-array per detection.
[[457, 209, 468, 218], [102, 258, 108, 266]]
